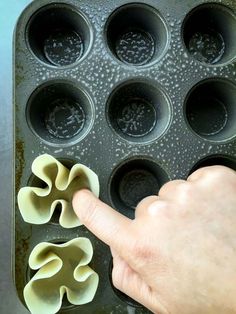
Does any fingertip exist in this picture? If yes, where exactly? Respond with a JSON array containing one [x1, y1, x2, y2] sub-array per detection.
[[73, 188, 92, 201], [72, 189, 95, 216]]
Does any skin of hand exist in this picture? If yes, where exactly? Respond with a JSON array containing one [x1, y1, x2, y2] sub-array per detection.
[[72, 166, 236, 314]]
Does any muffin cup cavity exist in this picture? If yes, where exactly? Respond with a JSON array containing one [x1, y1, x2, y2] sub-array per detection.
[[26, 3, 92, 67], [26, 81, 94, 145], [185, 79, 236, 142], [109, 158, 169, 218], [183, 3, 236, 65], [105, 3, 169, 66], [107, 80, 171, 144]]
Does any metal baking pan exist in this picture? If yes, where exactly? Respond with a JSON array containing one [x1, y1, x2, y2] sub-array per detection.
[[14, 0, 236, 312]]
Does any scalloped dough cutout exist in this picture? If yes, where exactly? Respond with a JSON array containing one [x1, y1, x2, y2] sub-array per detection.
[[24, 238, 99, 314], [17, 154, 99, 228]]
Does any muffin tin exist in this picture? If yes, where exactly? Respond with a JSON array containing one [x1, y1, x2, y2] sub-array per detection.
[[14, 0, 236, 313]]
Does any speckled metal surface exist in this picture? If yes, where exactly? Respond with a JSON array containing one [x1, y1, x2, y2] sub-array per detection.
[[14, 0, 236, 313]]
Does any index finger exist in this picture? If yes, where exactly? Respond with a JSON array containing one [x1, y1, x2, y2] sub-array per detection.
[[72, 189, 134, 256]]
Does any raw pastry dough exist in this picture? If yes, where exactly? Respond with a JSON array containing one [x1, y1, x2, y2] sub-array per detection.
[[24, 238, 99, 314], [17, 154, 99, 228]]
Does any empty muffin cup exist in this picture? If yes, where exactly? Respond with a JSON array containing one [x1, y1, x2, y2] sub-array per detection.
[[185, 79, 236, 142], [109, 259, 143, 308], [183, 3, 236, 65], [109, 158, 169, 218], [26, 4, 92, 66], [26, 81, 94, 145], [105, 3, 168, 66], [189, 155, 236, 174], [107, 80, 171, 143]]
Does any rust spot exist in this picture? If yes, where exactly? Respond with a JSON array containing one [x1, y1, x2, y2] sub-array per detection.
[[15, 232, 32, 303], [15, 74, 25, 87], [16, 237, 30, 256], [15, 140, 25, 193]]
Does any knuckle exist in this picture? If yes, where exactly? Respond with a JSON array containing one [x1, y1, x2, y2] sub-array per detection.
[[147, 200, 170, 217], [177, 182, 194, 198], [174, 183, 195, 209], [193, 165, 234, 181], [211, 165, 236, 177], [159, 181, 172, 194], [159, 180, 186, 197], [203, 166, 236, 189]]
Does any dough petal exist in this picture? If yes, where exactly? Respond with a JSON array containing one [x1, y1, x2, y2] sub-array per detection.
[[24, 238, 99, 314], [17, 154, 99, 228]]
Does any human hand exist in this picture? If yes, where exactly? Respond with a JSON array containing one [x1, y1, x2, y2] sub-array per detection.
[[72, 166, 236, 314]]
